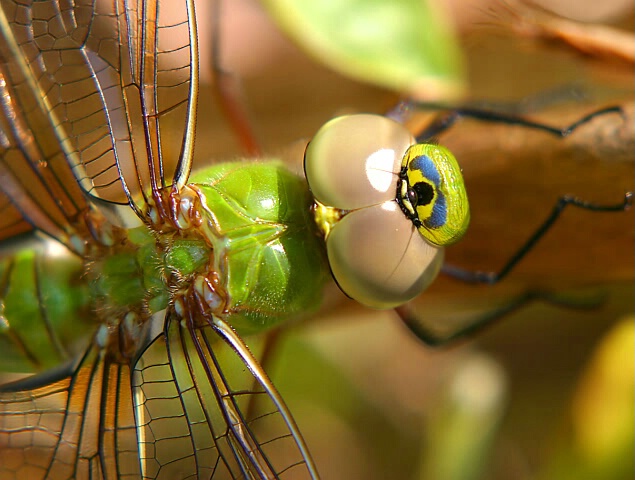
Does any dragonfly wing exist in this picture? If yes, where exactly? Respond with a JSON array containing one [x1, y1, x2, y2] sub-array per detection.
[[0, 344, 141, 480], [0, 0, 197, 230], [0, 190, 32, 242], [132, 311, 319, 479], [0, 55, 90, 248]]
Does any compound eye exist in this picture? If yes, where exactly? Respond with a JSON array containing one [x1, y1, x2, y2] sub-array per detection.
[[305, 114, 415, 210], [304, 114, 466, 309], [326, 201, 443, 309], [400, 144, 470, 246]]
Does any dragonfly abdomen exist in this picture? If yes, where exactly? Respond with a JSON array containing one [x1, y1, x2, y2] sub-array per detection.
[[0, 241, 93, 373]]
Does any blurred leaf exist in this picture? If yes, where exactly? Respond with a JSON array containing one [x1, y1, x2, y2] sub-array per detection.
[[540, 316, 635, 480], [261, 0, 466, 99], [420, 354, 508, 480], [571, 317, 634, 465]]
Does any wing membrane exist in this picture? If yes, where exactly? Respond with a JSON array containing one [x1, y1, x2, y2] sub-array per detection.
[[0, 55, 89, 247], [1, 311, 319, 480], [0, 344, 141, 480], [0, 0, 197, 230], [133, 311, 319, 479], [0, 191, 32, 241]]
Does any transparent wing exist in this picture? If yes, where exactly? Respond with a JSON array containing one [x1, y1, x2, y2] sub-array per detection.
[[0, 55, 90, 247], [133, 310, 319, 479], [0, 344, 141, 480], [0, 309, 319, 480], [0, 0, 197, 231], [0, 191, 32, 242]]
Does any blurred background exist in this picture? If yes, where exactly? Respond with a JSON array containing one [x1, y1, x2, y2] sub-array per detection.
[[191, 1, 633, 478]]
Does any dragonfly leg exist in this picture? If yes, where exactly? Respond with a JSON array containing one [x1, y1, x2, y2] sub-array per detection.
[[389, 100, 624, 143], [387, 84, 591, 120], [396, 287, 609, 347], [210, 0, 262, 156], [443, 192, 633, 285], [396, 293, 536, 346]]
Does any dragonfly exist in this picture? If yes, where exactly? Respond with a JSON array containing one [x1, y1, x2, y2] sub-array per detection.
[[0, 1, 631, 479]]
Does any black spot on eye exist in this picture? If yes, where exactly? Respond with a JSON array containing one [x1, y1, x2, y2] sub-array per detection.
[[412, 182, 434, 206]]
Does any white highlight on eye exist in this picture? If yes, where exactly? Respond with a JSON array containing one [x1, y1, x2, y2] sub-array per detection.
[[365, 148, 396, 193]]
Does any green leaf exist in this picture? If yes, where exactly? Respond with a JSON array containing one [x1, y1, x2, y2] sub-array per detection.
[[262, 0, 466, 99]]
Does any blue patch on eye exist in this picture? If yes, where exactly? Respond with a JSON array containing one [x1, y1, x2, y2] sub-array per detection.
[[426, 191, 447, 229], [411, 155, 446, 229], [411, 155, 440, 187]]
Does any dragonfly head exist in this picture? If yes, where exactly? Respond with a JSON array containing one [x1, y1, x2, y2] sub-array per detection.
[[304, 114, 469, 309]]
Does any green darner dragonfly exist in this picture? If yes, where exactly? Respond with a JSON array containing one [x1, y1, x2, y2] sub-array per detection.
[[0, 1, 632, 479], [0, 0, 327, 478]]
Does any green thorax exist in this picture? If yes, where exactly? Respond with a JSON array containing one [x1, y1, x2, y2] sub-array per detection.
[[88, 225, 208, 320], [189, 161, 329, 335], [0, 161, 328, 373]]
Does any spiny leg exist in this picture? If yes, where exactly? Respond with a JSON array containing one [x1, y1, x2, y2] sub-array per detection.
[[396, 293, 535, 347], [421, 191, 632, 345], [407, 103, 624, 143], [459, 84, 592, 115], [389, 101, 631, 346], [443, 192, 633, 285], [396, 101, 632, 284], [395, 287, 610, 347], [388, 84, 593, 121]]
